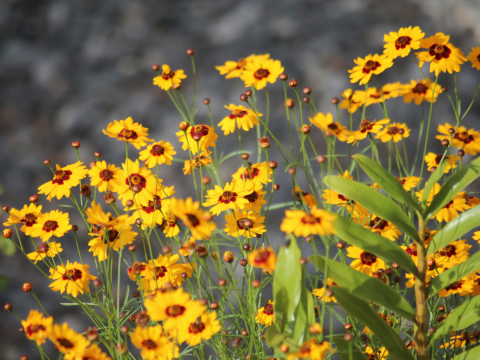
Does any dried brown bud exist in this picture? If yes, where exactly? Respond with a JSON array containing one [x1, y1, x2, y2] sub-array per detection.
[[288, 79, 298, 88], [473, 331, 480, 338], [241, 153, 249, 160], [287, 167, 296, 175], [85, 326, 98, 341], [273, 183, 280, 190], [210, 302, 219, 309], [240, 93, 248, 102], [1, 205, 9, 212], [132, 291, 140, 298], [19, 327, 24, 332], [152, 64, 160, 71], [102, 192, 116, 205], [223, 251, 234, 263], [258, 136, 270, 149], [301, 125, 311, 134], [43, 158, 51, 165], [385, 268, 394, 276], [71, 141, 81, 149], [430, 166, 437, 173], [136, 311, 150, 327], [203, 98, 210, 105], [22, 283, 32, 292], [331, 97, 339, 105], [80, 184, 92, 198], [325, 289, 334, 297], [179, 121, 190, 131], [29, 195, 38, 203], [197, 245, 208, 258], [186, 48, 195, 55], [458, 149, 465, 157], [285, 98, 295, 108], [251, 280, 261, 288]]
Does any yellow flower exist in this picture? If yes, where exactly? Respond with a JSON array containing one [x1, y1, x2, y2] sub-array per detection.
[[142, 253, 195, 290], [21, 310, 53, 346], [231, 162, 272, 184], [441, 332, 477, 349], [129, 189, 175, 229], [436, 123, 480, 156], [438, 276, 474, 297], [255, 300, 274, 327], [170, 197, 216, 240], [309, 112, 350, 141], [203, 181, 250, 216], [312, 278, 338, 303], [47, 323, 90, 355], [415, 32, 466, 76], [216, 54, 269, 79], [280, 207, 336, 238], [436, 239, 471, 267], [31, 210, 72, 241], [467, 46, 480, 70], [293, 186, 317, 207], [153, 64, 187, 91], [177, 311, 221, 346], [38, 161, 88, 201], [403, 79, 442, 105], [3, 203, 43, 236], [354, 214, 402, 241], [339, 89, 363, 114], [176, 124, 218, 155], [322, 171, 368, 216], [102, 117, 153, 149], [383, 26, 424, 59], [347, 119, 390, 145], [242, 180, 267, 212], [218, 104, 261, 135], [158, 212, 181, 238], [88, 161, 123, 193], [396, 176, 421, 191], [183, 150, 212, 175], [248, 247, 277, 273], [27, 242, 63, 264], [287, 339, 331, 360], [240, 57, 284, 90], [424, 152, 459, 173], [365, 346, 389, 360], [49, 261, 96, 298], [224, 210, 266, 239], [348, 54, 393, 85], [347, 245, 385, 276], [375, 122, 410, 143], [144, 288, 206, 330], [130, 325, 179, 360], [179, 237, 197, 257], [363, 83, 407, 106], [64, 343, 111, 360], [416, 183, 470, 222], [139, 141, 176, 168]]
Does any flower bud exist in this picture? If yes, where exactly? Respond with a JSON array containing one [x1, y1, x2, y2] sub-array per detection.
[[344, 323, 353, 330], [287, 167, 296, 175], [393, 275, 400, 283], [71, 141, 81, 149], [385, 268, 394, 276], [280, 344, 289, 353], [179, 122, 190, 131], [192, 133, 202, 142], [458, 149, 465, 157], [172, 84, 180, 90], [344, 333, 353, 341], [20, 355, 28, 360], [392, 262, 400, 269], [242, 219, 253, 229], [302, 96, 310, 103], [94, 151, 102, 158], [163, 245, 172, 254], [128, 245, 136, 252], [258, 136, 270, 149], [303, 87, 311, 94], [441, 139, 449, 147], [202, 176, 211, 185], [203, 98, 210, 105], [288, 79, 298, 88], [125, 200, 134, 207], [273, 183, 280, 191], [331, 97, 339, 105], [428, 326, 436, 334], [223, 251, 234, 263], [243, 243, 251, 251], [93, 279, 102, 287], [22, 283, 32, 292], [442, 86, 448, 93], [240, 93, 248, 102], [279, 73, 288, 81], [251, 280, 261, 288], [240, 259, 247, 266], [4, 303, 12, 311], [80, 184, 92, 197], [398, 128, 405, 135], [152, 64, 160, 71], [324, 131, 333, 137], [241, 329, 248, 336], [43, 158, 51, 165], [131, 185, 141, 193], [299, 258, 307, 265], [245, 90, 252, 97], [1, 205, 9, 212], [218, 279, 227, 287], [438, 305, 445, 312], [186, 48, 195, 55], [316, 155, 326, 164], [3, 229, 13, 238], [285, 98, 295, 108], [427, 258, 436, 267], [89, 161, 96, 169], [241, 153, 249, 160], [301, 125, 311, 134], [305, 236, 311, 243], [197, 245, 208, 258], [29, 195, 39, 203], [210, 302, 218, 309], [102, 192, 116, 205]]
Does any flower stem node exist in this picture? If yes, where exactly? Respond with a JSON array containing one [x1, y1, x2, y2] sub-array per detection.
[[301, 125, 311, 134], [4, 303, 12, 311], [223, 251, 234, 263], [252, 280, 261, 288], [71, 141, 81, 149], [186, 48, 195, 56], [3, 229, 13, 238], [240, 93, 248, 102], [331, 97, 339, 105], [288, 79, 298, 88], [29, 195, 39, 203], [1, 205, 9, 212], [22, 283, 32, 292]]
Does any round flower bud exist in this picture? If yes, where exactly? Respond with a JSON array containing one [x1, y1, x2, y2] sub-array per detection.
[[288, 79, 298, 88], [240, 259, 247, 267], [202, 176, 211, 185], [202, 98, 210, 106], [245, 354, 250, 360], [125, 200, 134, 207], [350, 153, 356, 160], [302, 96, 310, 103], [181, 272, 187, 279], [393, 275, 400, 283], [316, 155, 326, 164], [287, 167, 296, 175], [192, 133, 202, 142], [331, 97, 339, 105], [392, 262, 400, 269], [240, 93, 248, 102], [19, 327, 24, 332], [245, 89, 252, 97], [268, 161, 278, 170], [242, 219, 253, 229], [303, 87, 311, 94], [89, 161, 96, 169], [93, 279, 102, 287], [152, 64, 160, 71], [325, 289, 334, 297], [223, 251, 234, 263], [280, 344, 290, 353], [43, 158, 51, 165], [428, 326, 436, 334], [285, 98, 295, 108], [260, 332, 266, 339], [241, 153, 249, 160], [163, 246, 172, 254], [218, 279, 227, 287], [71, 141, 81, 149], [1, 205, 9, 212], [273, 183, 280, 191], [4, 303, 12, 311], [279, 73, 288, 81], [132, 291, 140, 298], [301, 125, 311, 134], [438, 305, 445, 312], [427, 258, 436, 267], [179, 121, 190, 131], [243, 243, 251, 251], [251, 280, 261, 288], [324, 131, 333, 137], [172, 84, 181, 90], [336, 241, 345, 249], [194, 298, 206, 307], [131, 185, 141, 193], [441, 139, 449, 147], [20, 356, 28, 360], [93, 151, 102, 159], [186, 48, 195, 55], [344, 333, 353, 342], [29, 195, 38, 203], [135, 218, 142, 226], [430, 166, 437, 173], [3, 229, 13, 239], [241, 329, 248, 336], [442, 86, 448, 93], [299, 258, 307, 265], [344, 323, 353, 331], [210, 302, 219, 309], [458, 149, 465, 157], [128, 245, 136, 252], [22, 283, 32, 292], [120, 325, 129, 335], [398, 128, 405, 135], [385, 268, 394, 276], [71, 225, 78, 232]]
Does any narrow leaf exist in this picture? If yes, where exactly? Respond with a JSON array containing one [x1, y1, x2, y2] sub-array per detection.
[[324, 176, 418, 241], [427, 206, 480, 255], [333, 287, 414, 360], [333, 336, 368, 360], [354, 154, 421, 214], [451, 345, 480, 359], [334, 214, 417, 275], [309, 255, 415, 321], [421, 159, 448, 208]]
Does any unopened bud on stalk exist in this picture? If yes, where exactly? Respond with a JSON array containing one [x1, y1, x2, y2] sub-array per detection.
[[71, 141, 81, 149], [135, 218, 142, 226], [94, 151, 102, 158], [258, 136, 270, 149], [152, 64, 160, 71], [240, 259, 247, 266], [80, 184, 92, 197], [385, 268, 394, 276], [430, 166, 437, 173], [163, 246, 172, 254], [240, 93, 248, 102], [427, 258, 436, 267], [299, 258, 307, 265], [89, 161, 96, 169], [29, 195, 38, 203], [128, 245, 136, 252], [273, 183, 280, 191], [442, 86, 448, 93], [186, 48, 195, 55], [288, 79, 298, 88], [302, 96, 310, 103], [268, 161, 278, 170], [344, 323, 353, 330], [280, 344, 290, 353], [210, 302, 218, 309], [287, 167, 296, 175], [202, 176, 211, 185], [20, 355, 28, 360], [344, 333, 353, 341], [241, 153, 249, 160], [279, 73, 288, 81], [324, 131, 333, 137], [251, 280, 261, 288], [3, 229, 13, 239], [285, 98, 295, 108], [223, 251, 234, 263], [197, 245, 208, 258], [458, 149, 465, 157], [4, 303, 12, 311], [102, 192, 116, 205], [179, 122, 190, 131], [192, 133, 202, 142], [301, 125, 311, 134], [43, 158, 51, 165], [1, 205, 9, 212], [441, 139, 449, 147], [245, 90, 252, 97], [316, 155, 326, 163], [218, 279, 227, 287], [93, 279, 102, 287], [125, 200, 134, 207], [303, 87, 311, 94], [203, 98, 210, 105], [398, 128, 405, 135], [331, 97, 339, 105], [172, 84, 180, 90], [86, 327, 98, 341], [22, 283, 32, 292]]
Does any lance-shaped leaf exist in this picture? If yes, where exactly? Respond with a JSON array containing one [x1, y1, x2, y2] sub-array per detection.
[[421, 158, 448, 209], [333, 287, 414, 360], [428, 250, 480, 299], [334, 214, 417, 275], [425, 156, 480, 219], [309, 255, 415, 321], [427, 206, 480, 255], [354, 154, 421, 214], [450, 345, 480, 359], [429, 296, 480, 348], [324, 176, 418, 241], [265, 323, 288, 348], [333, 336, 367, 360]]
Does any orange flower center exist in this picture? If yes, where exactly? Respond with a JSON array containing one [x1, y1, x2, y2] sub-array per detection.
[[57, 338, 74, 349], [43, 220, 58, 232], [189, 318, 206, 334], [254, 68, 270, 79], [301, 215, 319, 224], [119, 129, 138, 140], [100, 169, 113, 180], [155, 266, 168, 279], [395, 36, 412, 49], [166, 305, 186, 317], [142, 339, 158, 349], [429, 43, 451, 60]]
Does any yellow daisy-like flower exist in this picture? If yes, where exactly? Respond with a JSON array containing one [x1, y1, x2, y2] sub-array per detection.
[[415, 32, 466, 76], [347, 118, 390, 145], [309, 112, 350, 142], [179, 237, 197, 257], [177, 311, 221, 346], [436, 123, 480, 156], [88, 161, 123, 193], [441, 332, 477, 350], [21, 310, 53, 346], [280, 207, 337, 238], [116, 159, 163, 207], [102, 117, 153, 150], [364, 83, 407, 106], [293, 186, 317, 207], [354, 214, 402, 241], [467, 46, 480, 70], [403, 79, 442, 105], [130, 325, 179, 360], [144, 288, 206, 330], [255, 300, 274, 327], [438, 277, 474, 297], [348, 54, 393, 85], [153, 64, 187, 91], [312, 278, 338, 303], [139, 141, 176, 168], [322, 172, 368, 216], [158, 212, 181, 238], [27, 242, 63, 264], [203, 181, 250, 216], [416, 183, 470, 222], [286, 339, 332, 360], [375, 122, 410, 143], [170, 197, 216, 240], [339, 89, 363, 114], [129, 188, 174, 229], [31, 210, 72, 241], [3, 203, 43, 236], [183, 150, 212, 175], [424, 152, 459, 173], [215, 54, 270, 79], [240, 57, 284, 90], [38, 161, 88, 201], [365, 346, 389, 360], [232, 162, 272, 184], [248, 247, 277, 273], [218, 104, 261, 135], [176, 124, 218, 155], [47, 323, 90, 355], [436, 239, 471, 267], [64, 343, 111, 360], [396, 176, 421, 191], [142, 253, 195, 290], [383, 26, 425, 59], [49, 261, 96, 298], [242, 180, 267, 212], [347, 245, 385, 276], [224, 210, 266, 239]]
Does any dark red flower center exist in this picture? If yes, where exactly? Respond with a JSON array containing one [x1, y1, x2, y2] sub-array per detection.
[[100, 169, 113, 180], [104, 229, 119, 244], [57, 338, 74, 349], [22, 213, 37, 227], [52, 170, 72, 185], [186, 214, 200, 227], [254, 250, 271, 263], [43, 220, 59, 232], [151, 144, 165, 156], [155, 266, 168, 279], [244, 190, 258, 203], [363, 60, 380, 74], [166, 305, 186, 317], [240, 166, 260, 181], [62, 268, 83, 281], [360, 251, 377, 266], [229, 109, 248, 119], [189, 318, 206, 334], [328, 123, 339, 131], [370, 218, 389, 231], [395, 36, 412, 50], [440, 244, 456, 258], [454, 131, 474, 144], [360, 120, 374, 133], [219, 191, 237, 204], [26, 324, 46, 336], [263, 303, 274, 315], [190, 125, 209, 140], [413, 83, 428, 94], [162, 70, 175, 80], [429, 44, 452, 60], [118, 129, 138, 140], [434, 154, 447, 164], [301, 215, 320, 224], [445, 280, 464, 291], [254, 68, 270, 79], [142, 339, 158, 349]]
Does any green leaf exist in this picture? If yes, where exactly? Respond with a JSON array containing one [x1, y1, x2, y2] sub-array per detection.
[[427, 206, 480, 255], [334, 214, 417, 275], [309, 255, 415, 321], [451, 345, 480, 359], [0, 236, 15, 256], [265, 323, 288, 348], [0, 274, 10, 292], [219, 150, 253, 166], [324, 176, 418, 241], [354, 154, 421, 214], [425, 156, 480, 219], [333, 287, 414, 360], [421, 159, 448, 209], [333, 336, 368, 360], [430, 296, 480, 348], [428, 250, 480, 299]]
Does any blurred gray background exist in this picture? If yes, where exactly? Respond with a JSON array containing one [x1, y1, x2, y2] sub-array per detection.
[[1, 0, 480, 358]]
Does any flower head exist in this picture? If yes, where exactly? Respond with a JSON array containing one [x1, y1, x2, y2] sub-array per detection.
[[396, 176, 421, 191], [176, 124, 218, 155], [467, 46, 480, 70], [255, 300, 274, 327], [218, 104, 261, 135], [293, 186, 317, 207], [142, 253, 195, 290], [312, 278, 338, 303], [242, 180, 267, 212], [130, 325, 179, 360], [347, 119, 390, 145], [64, 343, 111, 360], [49, 261, 96, 297], [339, 89, 363, 113], [365, 346, 389, 360], [183, 150, 212, 175], [27, 241, 63, 264], [280, 207, 336, 238], [203, 181, 250, 216], [240, 57, 284, 90], [153, 64, 187, 91], [216, 54, 269, 79], [375, 122, 410, 143], [424, 153, 459, 173], [362, 83, 407, 106], [170, 197, 216, 240], [438, 276, 474, 297], [348, 54, 393, 85], [347, 245, 385, 276], [88, 161, 123, 193], [231, 162, 272, 184], [31, 210, 72, 241], [177, 311, 221, 346], [102, 117, 153, 149], [354, 214, 402, 241], [38, 162, 88, 201], [416, 183, 470, 222], [383, 26, 425, 59], [309, 112, 350, 141], [441, 332, 477, 349], [286, 339, 331, 360], [47, 323, 90, 355], [403, 79, 442, 105], [436, 123, 480, 156], [21, 310, 53, 346], [224, 210, 266, 239], [3, 203, 43, 236], [248, 247, 277, 273], [139, 141, 177, 168]]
